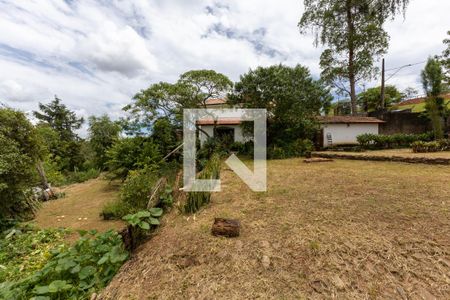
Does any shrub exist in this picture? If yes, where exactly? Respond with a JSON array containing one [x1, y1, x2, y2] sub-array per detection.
[[0, 230, 128, 300], [120, 167, 159, 211], [357, 132, 434, 150], [412, 139, 450, 153]]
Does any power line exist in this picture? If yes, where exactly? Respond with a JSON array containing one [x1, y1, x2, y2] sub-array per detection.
[[385, 61, 426, 72]]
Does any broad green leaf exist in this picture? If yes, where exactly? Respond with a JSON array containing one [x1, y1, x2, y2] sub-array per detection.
[[79, 266, 96, 280], [48, 280, 72, 293], [33, 285, 50, 295], [148, 217, 160, 225], [97, 255, 109, 265], [136, 211, 151, 218], [138, 221, 150, 230], [149, 207, 163, 217]]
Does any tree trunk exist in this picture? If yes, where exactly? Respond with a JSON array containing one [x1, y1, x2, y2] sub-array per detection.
[[211, 218, 240, 237], [346, 0, 357, 116], [36, 160, 50, 190]]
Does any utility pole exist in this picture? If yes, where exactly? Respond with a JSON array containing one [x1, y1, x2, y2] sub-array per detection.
[[380, 58, 385, 110]]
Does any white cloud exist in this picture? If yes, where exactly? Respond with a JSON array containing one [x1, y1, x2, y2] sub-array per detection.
[[0, 0, 449, 136]]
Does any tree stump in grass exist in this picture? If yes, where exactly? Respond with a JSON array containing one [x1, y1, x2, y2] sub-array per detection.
[[211, 218, 240, 237]]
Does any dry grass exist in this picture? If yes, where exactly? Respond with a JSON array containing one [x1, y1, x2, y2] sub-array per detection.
[[33, 177, 124, 239], [100, 159, 450, 299], [318, 148, 450, 159]]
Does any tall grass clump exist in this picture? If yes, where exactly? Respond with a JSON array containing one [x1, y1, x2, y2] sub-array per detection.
[[184, 153, 221, 214]]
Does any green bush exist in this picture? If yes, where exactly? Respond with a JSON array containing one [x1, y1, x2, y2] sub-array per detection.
[[412, 139, 450, 153], [100, 200, 132, 220], [0, 230, 128, 300], [357, 132, 434, 149], [120, 168, 158, 211]]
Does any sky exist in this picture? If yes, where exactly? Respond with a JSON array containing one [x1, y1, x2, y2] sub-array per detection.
[[1, 0, 449, 135]]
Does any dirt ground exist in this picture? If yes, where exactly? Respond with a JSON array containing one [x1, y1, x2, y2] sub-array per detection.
[[317, 148, 450, 159], [100, 159, 450, 299], [33, 177, 124, 238]]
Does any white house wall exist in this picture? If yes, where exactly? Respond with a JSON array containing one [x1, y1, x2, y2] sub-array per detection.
[[322, 123, 379, 147]]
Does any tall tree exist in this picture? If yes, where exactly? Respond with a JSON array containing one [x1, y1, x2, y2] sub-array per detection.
[[33, 97, 84, 171], [299, 0, 409, 115], [358, 85, 404, 112], [88, 115, 121, 169], [421, 58, 445, 139], [229, 64, 332, 145]]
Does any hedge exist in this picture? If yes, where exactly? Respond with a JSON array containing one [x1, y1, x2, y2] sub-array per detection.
[[357, 132, 433, 150]]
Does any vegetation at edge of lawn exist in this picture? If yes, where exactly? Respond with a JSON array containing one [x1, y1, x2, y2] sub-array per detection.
[[0, 224, 68, 283], [357, 132, 434, 150], [0, 229, 128, 300]]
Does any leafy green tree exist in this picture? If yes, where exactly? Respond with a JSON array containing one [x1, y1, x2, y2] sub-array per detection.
[[421, 58, 445, 139], [151, 117, 179, 156], [229, 64, 332, 146], [106, 137, 162, 180], [358, 85, 404, 111], [33, 97, 84, 171], [0, 108, 42, 219], [441, 30, 450, 85], [124, 70, 232, 134], [88, 115, 121, 169], [299, 0, 409, 115]]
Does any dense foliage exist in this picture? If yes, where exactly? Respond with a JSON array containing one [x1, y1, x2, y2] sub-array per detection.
[[0, 225, 67, 283], [421, 58, 447, 139], [0, 230, 128, 300], [88, 115, 121, 169], [358, 85, 404, 111], [34, 97, 85, 172], [123, 69, 232, 134], [357, 132, 433, 149], [229, 64, 331, 150], [0, 108, 42, 219], [412, 139, 450, 153]]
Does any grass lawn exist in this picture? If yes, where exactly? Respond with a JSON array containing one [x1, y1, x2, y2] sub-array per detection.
[[100, 159, 450, 299], [32, 177, 124, 240], [316, 148, 450, 159]]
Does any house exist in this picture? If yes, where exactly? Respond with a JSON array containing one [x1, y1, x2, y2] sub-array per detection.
[[196, 98, 247, 145], [317, 116, 385, 148]]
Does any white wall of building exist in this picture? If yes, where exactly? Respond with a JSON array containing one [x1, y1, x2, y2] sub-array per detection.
[[322, 123, 379, 147], [199, 125, 246, 145]]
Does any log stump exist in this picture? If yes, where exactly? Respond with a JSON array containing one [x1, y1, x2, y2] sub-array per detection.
[[211, 218, 240, 237]]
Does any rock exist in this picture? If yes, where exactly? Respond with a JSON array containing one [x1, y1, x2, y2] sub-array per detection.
[[331, 275, 345, 290], [261, 255, 271, 269]]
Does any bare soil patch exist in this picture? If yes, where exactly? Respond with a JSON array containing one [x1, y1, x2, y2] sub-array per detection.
[[101, 159, 450, 299]]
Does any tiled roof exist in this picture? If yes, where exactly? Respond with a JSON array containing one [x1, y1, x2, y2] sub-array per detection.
[[205, 98, 227, 105], [196, 117, 242, 125], [397, 93, 450, 106], [318, 116, 385, 124]]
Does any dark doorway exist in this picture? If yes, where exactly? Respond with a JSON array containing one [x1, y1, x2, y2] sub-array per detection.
[[216, 127, 234, 145]]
